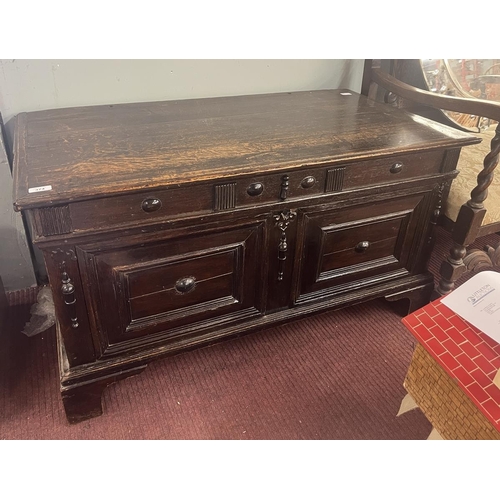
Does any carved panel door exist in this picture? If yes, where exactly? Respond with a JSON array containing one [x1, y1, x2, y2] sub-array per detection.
[[75, 221, 266, 358], [295, 192, 435, 304]]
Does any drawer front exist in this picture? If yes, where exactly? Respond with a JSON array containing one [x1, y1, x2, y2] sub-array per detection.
[[297, 193, 430, 302], [317, 217, 404, 275], [237, 151, 443, 208], [127, 250, 237, 321], [69, 183, 214, 232], [68, 169, 327, 232], [76, 222, 265, 356], [341, 150, 443, 190], [65, 151, 444, 233]]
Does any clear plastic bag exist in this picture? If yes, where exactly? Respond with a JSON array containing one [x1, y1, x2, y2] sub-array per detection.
[[22, 286, 56, 337]]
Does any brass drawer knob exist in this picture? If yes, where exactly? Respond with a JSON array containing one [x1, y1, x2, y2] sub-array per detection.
[[141, 198, 162, 212], [390, 162, 404, 174], [355, 241, 370, 252], [175, 276, 196, 294], [247, 182, 264, 196]]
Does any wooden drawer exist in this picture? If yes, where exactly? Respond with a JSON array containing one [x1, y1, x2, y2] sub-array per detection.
[[67, 168, 328, 232], [340, 150, 443, 190], [238, 151, 444, 208], [75, 222, 265, 356], [296, 192, 430, 302], [69, 183, 214, 232], [63, 151, 444, 234]]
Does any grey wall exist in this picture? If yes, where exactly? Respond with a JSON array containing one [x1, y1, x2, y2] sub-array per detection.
[[0, 60, 364, 138], [0, 128, 37, 291], [0, 59, 365, 290]]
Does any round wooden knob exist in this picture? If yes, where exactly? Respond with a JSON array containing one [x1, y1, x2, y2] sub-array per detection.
[[390, 163, 404, 174], [355, 241, 370, 252], [301, 176, 316, 188], [247, 182, 264, 196], [175, 276, 196, 294], [141, 198, 162, 212]]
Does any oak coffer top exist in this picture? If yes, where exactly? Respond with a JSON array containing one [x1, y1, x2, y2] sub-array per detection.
[[13, 89, 479, 210]]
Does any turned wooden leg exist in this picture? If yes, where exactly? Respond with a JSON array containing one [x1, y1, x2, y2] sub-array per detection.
[[433, 240, 500, 299], [61, 364, 147, 424], [433, 241, 468, 298]]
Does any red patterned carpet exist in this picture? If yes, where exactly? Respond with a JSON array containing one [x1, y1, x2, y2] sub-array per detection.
[[0, 227, 498, 439]]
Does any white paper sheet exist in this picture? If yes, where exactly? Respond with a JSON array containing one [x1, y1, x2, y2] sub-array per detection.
[[441, 270, 500, 344]]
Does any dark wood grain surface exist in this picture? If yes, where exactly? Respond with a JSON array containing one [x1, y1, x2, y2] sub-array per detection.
[[13, 89, 479, 210]]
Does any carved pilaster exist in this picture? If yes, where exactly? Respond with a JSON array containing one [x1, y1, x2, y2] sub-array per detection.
[[428, 182, 445, 247], [61, 272, 79, 329], [273, 210, 297, 281], [49, 248, 79, 328]]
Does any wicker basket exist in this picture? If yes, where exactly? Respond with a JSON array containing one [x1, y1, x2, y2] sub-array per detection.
[[404, 344, 500, 440]]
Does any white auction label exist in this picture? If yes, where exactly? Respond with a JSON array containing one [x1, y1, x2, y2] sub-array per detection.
[[28, 185, 52, 193]]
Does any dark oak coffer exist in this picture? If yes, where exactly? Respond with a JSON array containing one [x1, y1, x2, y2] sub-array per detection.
[[12, 89, 479, 423]]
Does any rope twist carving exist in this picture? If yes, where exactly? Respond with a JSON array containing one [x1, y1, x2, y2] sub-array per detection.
[[469, 123, 500, 209]]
